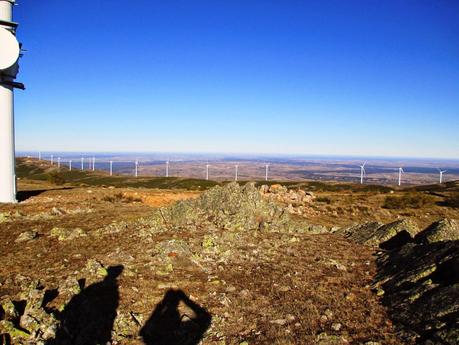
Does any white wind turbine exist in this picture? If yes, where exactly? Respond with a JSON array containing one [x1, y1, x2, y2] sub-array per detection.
[[205, 162, 209, 181], [438, 168, 447, 184], [398, 167, 404, 186], [359, 162, 366, 184], [69, 160, 72, 171], [166, 160, 169, 177], [265, 164, 269, 181], [235, 164, 239, 182]]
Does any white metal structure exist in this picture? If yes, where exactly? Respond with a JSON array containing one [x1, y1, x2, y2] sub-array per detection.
[[38, 151, 41, 160], [92, 157, 95, 171], [359, 162, 366, 184], [110, 161, 113, 176], [166, 160, 169, 177], [81, 157, 84, 170], [398, 167, 404, 186], [438, 169, 447, 184], [205, 163, 209, 180], [135, 160, 138, 177], [235, 165, 238, 181], [69, 160, 72, 171], [0, 0, 22, 203], [57, 157, 61, 169], [50, 154, 54, 165], [265, 164, 269, 181]]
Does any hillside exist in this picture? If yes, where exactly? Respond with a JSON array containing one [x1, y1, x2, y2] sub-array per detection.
[[0, 159, 458, 344]]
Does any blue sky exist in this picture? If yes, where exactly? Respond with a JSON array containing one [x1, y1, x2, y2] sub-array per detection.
[[14, 0, 459, 158]]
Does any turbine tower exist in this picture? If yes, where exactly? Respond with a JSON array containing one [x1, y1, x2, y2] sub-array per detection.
[[69, 159, 72, 171], [57, 157, 61, 169], [235, 164, 239, 182], [50, 154, 54, 165], [166, 160, 169, 177], [398, 167, 404, 186], [109, 161, 113, 176], [81, 157, 84, 171], [135, 160, 139, 177], [265, 164, 269, 181], [92, 157, 95, 171], [205, 162, 209, 181], [0, 0, 23, 203], [438, 169, 447, 184], [359, 162, 366, 184]]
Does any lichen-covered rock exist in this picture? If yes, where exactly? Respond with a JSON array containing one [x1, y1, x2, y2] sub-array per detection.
[[337, 219, 419, 249], [374, 239, 459, 345], [141, 182, 310, 235], [15, 230, 38, 243], [50, 227, 87, 241], [415, 218, 459, 244]]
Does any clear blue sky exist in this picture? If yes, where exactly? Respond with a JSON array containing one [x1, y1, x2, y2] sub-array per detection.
[[14, 0, 459, 158]]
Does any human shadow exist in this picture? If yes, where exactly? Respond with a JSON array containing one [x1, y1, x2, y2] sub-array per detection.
[[140, 289, 211, 345], [46, 265, 123, 345]]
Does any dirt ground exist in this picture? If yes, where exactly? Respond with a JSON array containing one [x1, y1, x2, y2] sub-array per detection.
[[0, 180, 406, 344]]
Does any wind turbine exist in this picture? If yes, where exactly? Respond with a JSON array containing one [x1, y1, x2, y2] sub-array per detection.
[[69, 160, 72, 171], [166, 160, 169, 177], [398, 167, 404, 186], [109, 161, 113, 176], [235, 164, 239, 182], [81, 157, 84, 171], [57, 157, 61, 169], [438, 169, 447, 184], [50, 154, 54, 166], [205, 162, 209, 181], [38, 151, 41, 160], [92, 157, 95, 171], [265, 164, 269, 181], [135, 160, 139, 177], [359, 162, 366, 184]]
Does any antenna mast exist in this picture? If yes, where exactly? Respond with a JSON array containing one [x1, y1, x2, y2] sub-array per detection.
[[0, 0, 23, 203]]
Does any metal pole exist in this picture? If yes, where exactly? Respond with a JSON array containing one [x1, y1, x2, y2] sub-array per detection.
[[0, 0, 18, 203], [110, 161, 113, 176]]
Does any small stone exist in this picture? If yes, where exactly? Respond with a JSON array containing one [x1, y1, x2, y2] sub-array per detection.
[[331, 322, 342, 331], [15, 230, 38, 243]]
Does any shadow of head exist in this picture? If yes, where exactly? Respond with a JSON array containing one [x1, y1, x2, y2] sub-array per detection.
[[106, 265, 124, 280], [140, 289, 211, 345]]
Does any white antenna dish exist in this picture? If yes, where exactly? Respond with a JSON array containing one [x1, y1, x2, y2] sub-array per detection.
[[0, 28, 20, 71]]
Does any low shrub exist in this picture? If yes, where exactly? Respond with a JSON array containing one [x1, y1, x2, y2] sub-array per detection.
[[382, 193, 431, 209], [46, 171, 66, 185], [316, 196, 332, 204]]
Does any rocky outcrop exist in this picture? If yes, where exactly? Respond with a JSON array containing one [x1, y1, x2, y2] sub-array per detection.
[[415, 218, 459, 244], [337, 219, 420, 249], [140, 182, 315, 236], [374, 240, 459, 344]]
